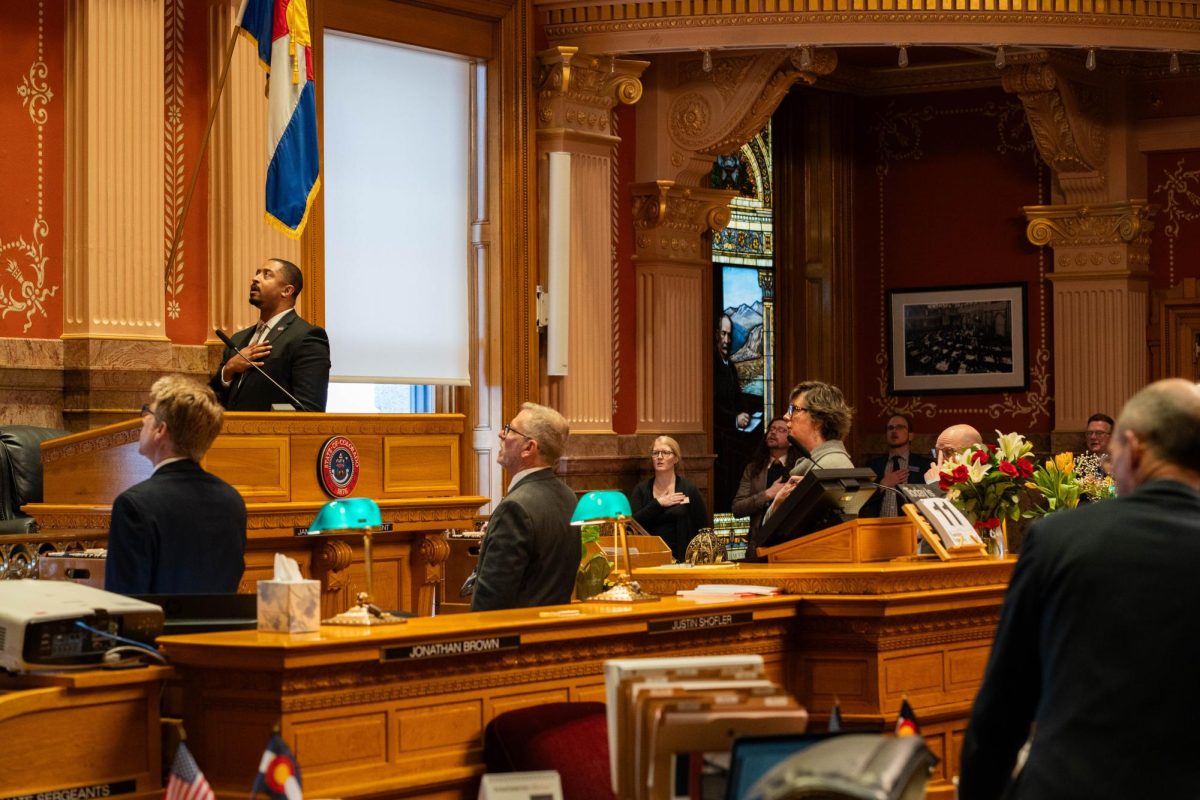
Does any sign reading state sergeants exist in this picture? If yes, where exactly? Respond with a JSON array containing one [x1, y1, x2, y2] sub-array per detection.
[[317, 435, 360, 497]]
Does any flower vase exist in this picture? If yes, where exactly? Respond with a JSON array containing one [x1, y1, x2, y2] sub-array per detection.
[[986, 519, 1008, 560]]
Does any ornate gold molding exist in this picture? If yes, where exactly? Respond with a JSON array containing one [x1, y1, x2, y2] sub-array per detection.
[[631, 181, 736, 263], [535, 47, 647, 135], [662, 49, 836, 185], [1002, 63, 1108, 204], [1024, 200, 1156, 250]]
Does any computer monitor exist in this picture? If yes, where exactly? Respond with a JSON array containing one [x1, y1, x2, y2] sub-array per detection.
[[750, 467, 878, 556], [726, 732, 843, 800], [131, 593, 258, 635]]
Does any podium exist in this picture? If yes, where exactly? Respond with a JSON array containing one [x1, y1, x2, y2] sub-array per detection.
[[23, 413, 487, 616], [759, 516, 918, 563]]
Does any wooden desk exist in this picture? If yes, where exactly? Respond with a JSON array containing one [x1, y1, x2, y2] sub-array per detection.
[[159, 596, 800, 799], [23, 413, 487, 616], [635, 559, 1015, 799], [0, 666, 170, 799]]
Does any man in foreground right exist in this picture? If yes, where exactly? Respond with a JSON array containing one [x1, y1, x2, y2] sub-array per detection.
[[959, 379, 1200, 800]]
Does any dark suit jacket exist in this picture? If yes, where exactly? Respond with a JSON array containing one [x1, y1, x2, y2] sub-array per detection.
[[104, 459, 247, 594], [732, 457, 795, 544], [858, 450, 933, 517], [959, 479, 1200, 800], [630, 474, 708, 561], [471, 468, 579, 612], [211, 309, 330, 411]]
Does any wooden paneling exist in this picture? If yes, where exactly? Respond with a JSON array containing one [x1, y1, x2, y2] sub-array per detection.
[[384, 434, 461, 496], [205, 435, 290, 500], [0, 667, 168, 799]]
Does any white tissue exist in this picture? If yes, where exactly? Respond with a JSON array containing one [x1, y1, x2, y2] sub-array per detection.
[[274, 552, 303, 582]]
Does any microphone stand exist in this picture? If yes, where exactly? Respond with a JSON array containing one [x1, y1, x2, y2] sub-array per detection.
[[214, 328, 312, 412]]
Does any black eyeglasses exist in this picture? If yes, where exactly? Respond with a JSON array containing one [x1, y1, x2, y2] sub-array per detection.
[[501, 423, 531, 440], [140, 403, 162, 422], [787, 404, 810, 417]]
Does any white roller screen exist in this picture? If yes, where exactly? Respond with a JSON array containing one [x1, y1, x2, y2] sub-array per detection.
[[323, 32, 471, 385]]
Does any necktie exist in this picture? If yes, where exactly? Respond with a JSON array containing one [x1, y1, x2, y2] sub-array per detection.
[[882, 456, 903, 517], [250, 320, 268, 346]]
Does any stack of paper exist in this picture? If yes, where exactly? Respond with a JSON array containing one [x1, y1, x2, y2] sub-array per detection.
[[676, 584, 782, 599]]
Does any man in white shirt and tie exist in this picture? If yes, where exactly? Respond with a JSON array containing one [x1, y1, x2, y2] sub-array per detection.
[[860, 413, 933, 517]]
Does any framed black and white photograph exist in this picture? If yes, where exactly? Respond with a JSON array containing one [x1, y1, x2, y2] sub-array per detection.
[[888, 284, 1028, 394]]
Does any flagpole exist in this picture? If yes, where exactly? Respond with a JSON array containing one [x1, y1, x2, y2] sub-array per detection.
[[163, 23, 243, 288]]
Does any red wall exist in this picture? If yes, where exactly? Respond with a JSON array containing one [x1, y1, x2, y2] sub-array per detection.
[[1147, 149, 1200, 291], [851, 88, 1052, 440], [0, 0, 65, 339]]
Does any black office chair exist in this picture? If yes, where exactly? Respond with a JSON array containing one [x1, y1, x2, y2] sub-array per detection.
[[742, 735, 934, 800], [0, 425, 69, 534]]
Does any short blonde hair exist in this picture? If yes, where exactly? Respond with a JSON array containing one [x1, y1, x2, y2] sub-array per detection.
[[520, 402, 570, 464], [653, 435, 682, 461], [149, 376, 224, 461]]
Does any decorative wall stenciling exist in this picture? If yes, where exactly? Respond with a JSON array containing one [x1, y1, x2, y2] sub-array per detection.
[[2, 0, 60, 335], [858, 91, 1050, 431], [164, 0, 186, 321], [1152, 155, 1200, 289]]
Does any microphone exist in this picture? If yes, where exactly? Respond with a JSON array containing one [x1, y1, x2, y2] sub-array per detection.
[[215, 328, 311, 412]]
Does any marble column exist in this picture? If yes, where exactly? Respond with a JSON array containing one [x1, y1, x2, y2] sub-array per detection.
[[62, 0, 170, 429], [1025, 201, 1154, 450]]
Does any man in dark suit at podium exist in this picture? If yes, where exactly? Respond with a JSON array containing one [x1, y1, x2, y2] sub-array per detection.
[[959, 379, 1200, 800], [211, 258, 330, 411], [105, 376, 246, 594], [859, 413, 932, 517]]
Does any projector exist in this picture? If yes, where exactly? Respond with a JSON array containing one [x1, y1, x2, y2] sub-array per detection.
[[0, 580, 163, 672]]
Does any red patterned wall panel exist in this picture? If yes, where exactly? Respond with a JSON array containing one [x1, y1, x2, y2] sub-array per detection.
[[0, 0, 64, 339], [852, 88, 1052, 441], [164, 0, 211, 344], [1147, 150, 1200, 290]]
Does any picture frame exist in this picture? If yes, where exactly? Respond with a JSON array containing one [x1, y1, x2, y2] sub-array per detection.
[[887, 283, 1028, 394]]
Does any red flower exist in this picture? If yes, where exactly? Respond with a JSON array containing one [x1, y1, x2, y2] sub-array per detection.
[[952, 464, 970, 484], [987, 443, 998, 452], [938, 475, 953, 491], [998, 460, 1018, 477], [977, 517, 1001, 529], [1016, 458, 1035, 477], [971, 449, 990, 465]]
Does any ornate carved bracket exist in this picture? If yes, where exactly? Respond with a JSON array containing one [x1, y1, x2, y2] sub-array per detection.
[[631, 181, 736, 263], [665, 48, 837, 185], [1002, 63, 1109, 204], [1025, 200, 1156, 275], [536, 47, 648, 136]]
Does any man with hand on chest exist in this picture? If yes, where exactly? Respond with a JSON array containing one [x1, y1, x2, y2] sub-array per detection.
[[211, 257, 330, 412], [860, 413, 933, 517]]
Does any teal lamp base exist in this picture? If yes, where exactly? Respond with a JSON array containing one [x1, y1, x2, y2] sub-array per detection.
[[323, 591, 408, 626], [583, 578, 659, 603]]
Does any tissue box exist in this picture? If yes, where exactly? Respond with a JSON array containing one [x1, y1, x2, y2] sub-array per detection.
[[257, 580, 321, 633]]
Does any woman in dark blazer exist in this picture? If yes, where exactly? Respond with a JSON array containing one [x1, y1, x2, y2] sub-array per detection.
[[629, 435, 709, 561]]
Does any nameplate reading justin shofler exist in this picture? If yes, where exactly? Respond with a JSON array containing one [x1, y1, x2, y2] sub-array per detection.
[[647, 612, 753, 634], [381, 635, 521, 662]]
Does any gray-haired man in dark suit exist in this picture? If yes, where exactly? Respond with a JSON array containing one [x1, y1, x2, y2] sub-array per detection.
[[471, 402, 579, 611]]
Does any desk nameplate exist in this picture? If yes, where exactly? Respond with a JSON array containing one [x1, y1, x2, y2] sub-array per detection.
[[647, 611, 753, 634], [381, 634, 521, 662]]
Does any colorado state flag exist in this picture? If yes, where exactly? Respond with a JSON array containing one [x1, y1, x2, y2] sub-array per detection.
[[237, 0, 321, 238]]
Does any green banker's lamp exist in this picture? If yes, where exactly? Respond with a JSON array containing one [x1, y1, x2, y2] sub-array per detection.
[[309, 498, 406, 626], [571, 491, 658, 603]]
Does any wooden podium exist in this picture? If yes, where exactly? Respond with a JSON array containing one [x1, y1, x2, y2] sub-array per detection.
[[759, 516, 919, 563], [23, 413, 487, 616]]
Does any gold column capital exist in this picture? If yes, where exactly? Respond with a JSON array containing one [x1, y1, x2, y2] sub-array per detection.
[[535, 47, 648, 135], [1026, 200, 1156, 279], [631, 181, 736, 264]]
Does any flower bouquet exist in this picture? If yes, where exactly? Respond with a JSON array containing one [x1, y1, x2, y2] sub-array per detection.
[[1024, 451, 1082, 518], [1074, 452, 1117, 501], [938, 431, 1036, 558]]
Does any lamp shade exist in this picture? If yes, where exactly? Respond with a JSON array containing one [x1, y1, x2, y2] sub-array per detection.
[[571, 491, 632, 525], [309, 497, 383, 534]]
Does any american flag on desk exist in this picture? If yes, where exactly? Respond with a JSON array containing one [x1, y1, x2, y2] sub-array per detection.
[[165, 741, 216, 800]]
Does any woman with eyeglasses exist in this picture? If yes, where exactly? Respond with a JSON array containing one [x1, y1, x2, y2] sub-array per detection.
[[629, 435, 709, 562], [766, 381, 855, 517]]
